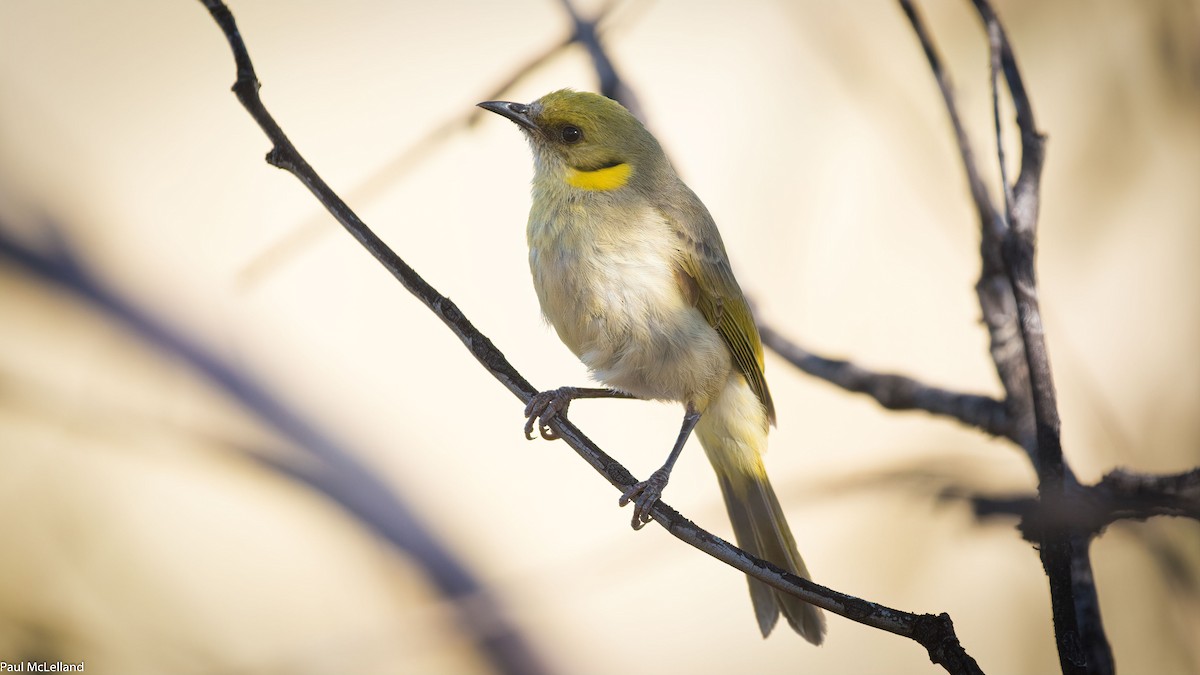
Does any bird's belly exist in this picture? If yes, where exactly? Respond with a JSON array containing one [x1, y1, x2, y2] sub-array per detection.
[[530, 215, 730, 405]]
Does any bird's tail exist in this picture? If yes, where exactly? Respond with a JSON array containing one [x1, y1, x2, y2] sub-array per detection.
[[696, 374, 826, 644]]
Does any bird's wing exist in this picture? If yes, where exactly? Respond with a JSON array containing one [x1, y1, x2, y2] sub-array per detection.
[[659, 197, 776, 425]]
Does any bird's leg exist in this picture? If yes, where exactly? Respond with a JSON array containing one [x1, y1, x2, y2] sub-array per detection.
[[524, 387, 636, 441], [619, 402, 702, 530]]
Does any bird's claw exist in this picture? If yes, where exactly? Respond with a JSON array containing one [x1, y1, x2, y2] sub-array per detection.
[[524, 388, 573, 441], [619, 468, 670, 530]]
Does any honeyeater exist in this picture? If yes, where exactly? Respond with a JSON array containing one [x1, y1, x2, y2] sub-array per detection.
[[479, 89, 825, 642]]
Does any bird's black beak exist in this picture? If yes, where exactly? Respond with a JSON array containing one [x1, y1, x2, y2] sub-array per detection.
[[477, 100, 538, 133]]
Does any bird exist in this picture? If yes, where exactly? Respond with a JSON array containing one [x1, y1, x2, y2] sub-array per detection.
[[478, 89, 825, 643]]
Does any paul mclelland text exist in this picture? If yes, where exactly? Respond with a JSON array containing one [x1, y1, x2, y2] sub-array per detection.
[[0, 662, 84, 672]]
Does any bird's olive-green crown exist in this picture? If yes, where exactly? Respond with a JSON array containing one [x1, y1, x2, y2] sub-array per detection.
[[481, 90, 666, 185]]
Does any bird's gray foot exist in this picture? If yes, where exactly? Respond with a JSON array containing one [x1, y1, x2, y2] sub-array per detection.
[[524, 388, 576, 440], [618, 467, 671, 530]]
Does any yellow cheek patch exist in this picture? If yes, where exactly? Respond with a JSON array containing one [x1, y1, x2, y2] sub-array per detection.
[[566, 162, 632, 191]]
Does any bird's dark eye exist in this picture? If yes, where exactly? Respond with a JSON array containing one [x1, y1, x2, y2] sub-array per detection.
[[560, 125, 582, 144]]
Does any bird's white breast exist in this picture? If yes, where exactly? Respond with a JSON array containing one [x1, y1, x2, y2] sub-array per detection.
[[528, 202, 730, 405]]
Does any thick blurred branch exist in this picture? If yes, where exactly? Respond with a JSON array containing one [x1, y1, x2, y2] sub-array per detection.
[[0, 225, 550, 675], [198, 1, 983, 672]]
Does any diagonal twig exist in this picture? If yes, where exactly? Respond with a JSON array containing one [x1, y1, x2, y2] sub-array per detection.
[[197, 2, 983, 671]]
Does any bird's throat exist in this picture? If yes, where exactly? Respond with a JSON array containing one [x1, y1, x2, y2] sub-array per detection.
[[565, 162, 632, 191]]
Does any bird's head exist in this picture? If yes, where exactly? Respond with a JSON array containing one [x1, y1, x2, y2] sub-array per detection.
[[478, 89, 663, 192]]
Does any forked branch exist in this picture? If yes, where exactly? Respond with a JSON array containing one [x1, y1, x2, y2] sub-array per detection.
[[900, 0, 1109, 672]]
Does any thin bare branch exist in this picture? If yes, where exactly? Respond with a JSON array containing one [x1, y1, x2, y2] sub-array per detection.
[[198, 2, 983, 671], [1091, 468, 1200, 524], [759, 323, 1010, 438], [897, 0, 1035, 456], [986, 21, 1015, 220]]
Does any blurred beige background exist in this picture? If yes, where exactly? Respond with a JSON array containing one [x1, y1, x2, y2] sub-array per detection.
[[1, 1, 1198, 673]]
